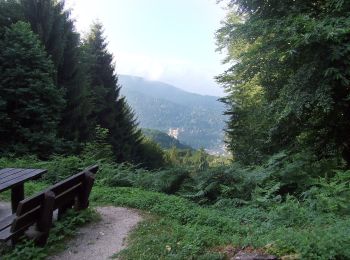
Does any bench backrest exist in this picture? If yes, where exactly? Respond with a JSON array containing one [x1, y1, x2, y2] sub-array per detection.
[[10, 165, 98, 234]]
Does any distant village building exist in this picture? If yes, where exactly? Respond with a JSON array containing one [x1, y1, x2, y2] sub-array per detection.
[[168, 128, 181, 139]]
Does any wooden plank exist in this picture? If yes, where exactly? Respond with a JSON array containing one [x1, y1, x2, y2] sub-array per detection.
[[0, 168, 13, 174], [0, 169, 46, 191], [0, 168, 28, 179], [85, 165, 99, 174], [50, 172, 85, 195], [16, 193, 45, 216], [54, 183, 82, 210], [15, 172, 84, 215], [0, 214, 15, 231], [0, 223, 33, 242], [14, 166, 97, 214], [11, 206, 40, 232], [0, 226, 12, 241], [0, 169, 32, 182], [0, 168, 16, 176], [0, 169, 42, 185]]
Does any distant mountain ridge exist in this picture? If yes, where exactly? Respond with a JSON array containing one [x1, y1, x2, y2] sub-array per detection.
[[119, 75, 226, 153]]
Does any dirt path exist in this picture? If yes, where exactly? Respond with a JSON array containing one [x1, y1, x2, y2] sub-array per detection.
[[49, 206, 142, 260], [0, 202, 142, 259]]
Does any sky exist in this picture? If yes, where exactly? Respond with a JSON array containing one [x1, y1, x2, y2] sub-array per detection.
[[65, 0, 228, 96]]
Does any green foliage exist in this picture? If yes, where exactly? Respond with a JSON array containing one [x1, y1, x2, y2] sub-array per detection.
[[142, 128, 192, 150], [0, 155, 349, 259], [96, 162, 189, 195], [20, 0, 93, 143], [302, 170, 350, 213], [82, 22, 153, 165], [82, 125, 114, 162], [119, 75, 226, 151], [0, 1, 164, 167], [217, 0, 350, 165], [90, 186, 350, 259], [0, 155, 88, 184], [163, 146, 222, 170], [138, 137, 166, 169], [0, 21, 65, 158]]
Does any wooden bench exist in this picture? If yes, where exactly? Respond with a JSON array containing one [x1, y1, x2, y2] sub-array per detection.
[[0, 165, 98, 246]]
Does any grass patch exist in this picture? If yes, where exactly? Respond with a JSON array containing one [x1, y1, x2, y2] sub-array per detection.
[[0, 181, 49, 202], [90, 185, 350, 259], [0, 182, 349, 259], [0, 155, 349, 259]]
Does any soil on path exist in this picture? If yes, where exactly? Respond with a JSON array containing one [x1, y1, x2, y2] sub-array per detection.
[[49, 206, 142, 260], [0, 202, 142, 260]]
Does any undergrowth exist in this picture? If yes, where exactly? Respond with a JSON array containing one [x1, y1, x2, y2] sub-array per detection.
[[90, 186, 350, 259], [0, 154, 349, 259]]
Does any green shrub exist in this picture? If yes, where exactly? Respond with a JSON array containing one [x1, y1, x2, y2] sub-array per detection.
[[302, 170, 350, 214]]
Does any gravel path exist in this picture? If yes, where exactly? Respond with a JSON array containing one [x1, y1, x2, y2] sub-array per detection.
[[49, 206, 142, 260], [0, 202, 142, 259]]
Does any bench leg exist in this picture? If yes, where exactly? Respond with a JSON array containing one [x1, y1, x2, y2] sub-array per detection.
[[11, 184, 24, 213], [11, 232, 25, 246], [35, 191, 55, 246], [76, 171, 95, 210], [57, 200, 74, 220]]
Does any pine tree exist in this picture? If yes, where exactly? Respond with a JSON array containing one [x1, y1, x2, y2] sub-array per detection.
[[20, 0, 93, 145], [83, 22, 143, 163], [0, 0, 23, 31], [0, 21, 65, 157]]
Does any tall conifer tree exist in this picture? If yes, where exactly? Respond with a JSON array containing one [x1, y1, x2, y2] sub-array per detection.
[[83, 22, 143, 162], [0, 22, 65, 157], [20, 0, 93, 144]]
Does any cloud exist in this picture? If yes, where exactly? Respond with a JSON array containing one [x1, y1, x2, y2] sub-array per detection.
[[114, 51, 225, 96], [115, 52, 189, 81]]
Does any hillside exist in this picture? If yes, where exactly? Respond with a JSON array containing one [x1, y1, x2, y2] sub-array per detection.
[[119, 75, 226, 153], [142, 128, 192, 150]]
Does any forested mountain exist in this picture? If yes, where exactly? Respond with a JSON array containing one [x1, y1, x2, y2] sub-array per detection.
[[119, 75, 226, 153], [142, 129, 192, 150]]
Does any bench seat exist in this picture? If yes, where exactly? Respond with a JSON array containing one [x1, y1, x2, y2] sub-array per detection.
[[0, 214, 15, 240], [0, 165, 98, 245]]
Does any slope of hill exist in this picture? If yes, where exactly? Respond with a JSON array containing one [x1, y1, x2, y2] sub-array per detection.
[[142, 129, 192, 150], [119, 75, 226, 153]]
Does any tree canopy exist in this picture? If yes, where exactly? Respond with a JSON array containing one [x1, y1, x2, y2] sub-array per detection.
[[217, 0, 350, 165]]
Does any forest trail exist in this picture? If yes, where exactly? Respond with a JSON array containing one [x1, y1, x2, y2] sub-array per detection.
[[0, 203, 142, 260], [49, 206, 142, 260]]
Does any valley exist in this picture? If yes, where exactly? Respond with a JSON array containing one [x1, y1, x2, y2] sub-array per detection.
[[119, 75, 227, 154]]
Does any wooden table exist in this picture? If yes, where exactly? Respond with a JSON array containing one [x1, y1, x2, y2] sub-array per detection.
[[0, 168, 47, 213]]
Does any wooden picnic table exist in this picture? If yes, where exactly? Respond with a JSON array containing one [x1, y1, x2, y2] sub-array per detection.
[[0, 168, 47, 213]]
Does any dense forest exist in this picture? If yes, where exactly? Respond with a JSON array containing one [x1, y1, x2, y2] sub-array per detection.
[[1, 0, 350, 259], [0, 0, 165, 168]]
